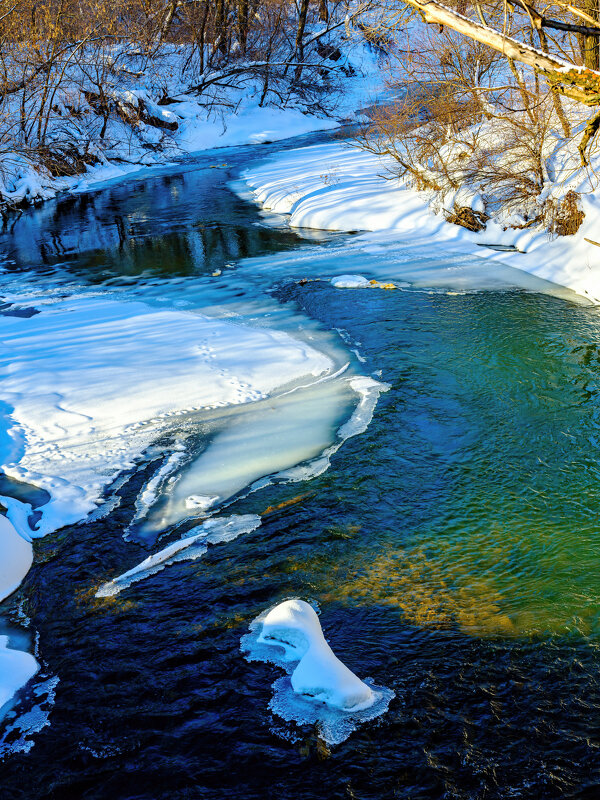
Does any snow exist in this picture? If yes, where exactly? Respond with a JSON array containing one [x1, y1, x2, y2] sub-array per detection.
[[0, 295, 333, 537], [241, 599, 394, 745], [0, 636, 38, 713], [0, 37, 384, 206], [242, 141, 600, 303], [331, 274, 371, 288], [0, 515, 32, 602], [96, 514, 261, 597]]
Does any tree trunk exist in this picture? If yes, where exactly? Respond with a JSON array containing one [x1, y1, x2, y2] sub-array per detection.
[[238, 0, 249, 54], [578, 0, 600, 69], [294, 0, 310, 84], [215, 0, 228, 55]]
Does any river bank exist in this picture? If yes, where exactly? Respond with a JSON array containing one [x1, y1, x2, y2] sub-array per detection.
[[241, 140, 600, 304]]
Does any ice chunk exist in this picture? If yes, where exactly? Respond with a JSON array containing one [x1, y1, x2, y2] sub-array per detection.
[[331, 275, 371, 289], [96, 514, 261, 597], [0, 635, 38, 712], [0, 515, 33, 602], [0, 674, 58, 753], [242, 599, 394, 744]]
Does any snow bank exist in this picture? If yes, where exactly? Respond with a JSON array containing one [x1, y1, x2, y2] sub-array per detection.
[[0, 515, 33, 602], [0, 295, 332, 536], [242, 141, 600, 303], [0, 636, 38, 712], [0, 38, 382, 206], [96, 514, 261, 597], [241, 599, 394, 745]]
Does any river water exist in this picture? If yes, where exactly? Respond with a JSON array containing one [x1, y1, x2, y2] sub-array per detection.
[[1, 132, 600, 799]]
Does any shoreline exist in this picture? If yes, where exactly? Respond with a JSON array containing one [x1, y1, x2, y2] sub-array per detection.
[[240, 140, 600, 305]]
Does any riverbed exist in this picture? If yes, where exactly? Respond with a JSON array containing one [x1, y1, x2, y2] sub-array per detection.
[[1, 132, 600, 799]]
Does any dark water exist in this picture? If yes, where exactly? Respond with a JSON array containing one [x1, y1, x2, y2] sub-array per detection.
[[2, 134, 600, 799]]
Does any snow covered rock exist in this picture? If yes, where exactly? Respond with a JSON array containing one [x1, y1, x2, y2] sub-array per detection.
[[242, 598, 394, 744], [330, 274, 371, 289], [259, 599, 374, 711]]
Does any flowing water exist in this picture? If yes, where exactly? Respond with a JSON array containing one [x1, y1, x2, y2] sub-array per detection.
[[1, 133, 600, 799]]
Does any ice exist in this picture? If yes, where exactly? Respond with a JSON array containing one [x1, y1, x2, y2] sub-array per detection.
[[338, 377, 389, 439], [141, 370, 354, 532], [0, 295, 333, 537], [331, 275, 371, 288], [0, 674, 58, 752], [0, 635, 39, 713], [241, 599, 394, 745], [0, 515, 33, 602], [274, 375, 390, 484], [96, 514, 261, 597]]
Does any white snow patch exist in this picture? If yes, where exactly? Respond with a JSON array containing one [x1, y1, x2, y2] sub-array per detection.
[[241, 599, 394, 745]]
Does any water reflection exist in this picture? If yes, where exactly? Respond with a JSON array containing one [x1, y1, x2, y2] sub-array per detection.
[[0, 141, 340, 282]]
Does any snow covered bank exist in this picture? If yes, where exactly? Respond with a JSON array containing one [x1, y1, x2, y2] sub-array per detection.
[[242, 141, 600, 303], [0, 36, 382, 208], [39, 104, 342, 202], [241, 599, 394, 745], [0, 294, 333, 539]]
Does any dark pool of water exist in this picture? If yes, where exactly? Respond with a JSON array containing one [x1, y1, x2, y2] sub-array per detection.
[[2, 134, 600, 800]]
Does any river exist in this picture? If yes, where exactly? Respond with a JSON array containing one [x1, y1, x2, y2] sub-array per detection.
[[1, 131, 599, 799]]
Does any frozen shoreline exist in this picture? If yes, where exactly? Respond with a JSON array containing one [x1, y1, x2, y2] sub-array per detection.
[[241, 141, 600, 304]]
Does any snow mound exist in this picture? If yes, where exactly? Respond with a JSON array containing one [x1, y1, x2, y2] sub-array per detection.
[[0, 515, 33, 602], [96, 514, 261, 597], [242, 141, 600, 303], [0, 635, 39, 712], [331, 275, 371, 289], [241, 599, 394, 744]]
